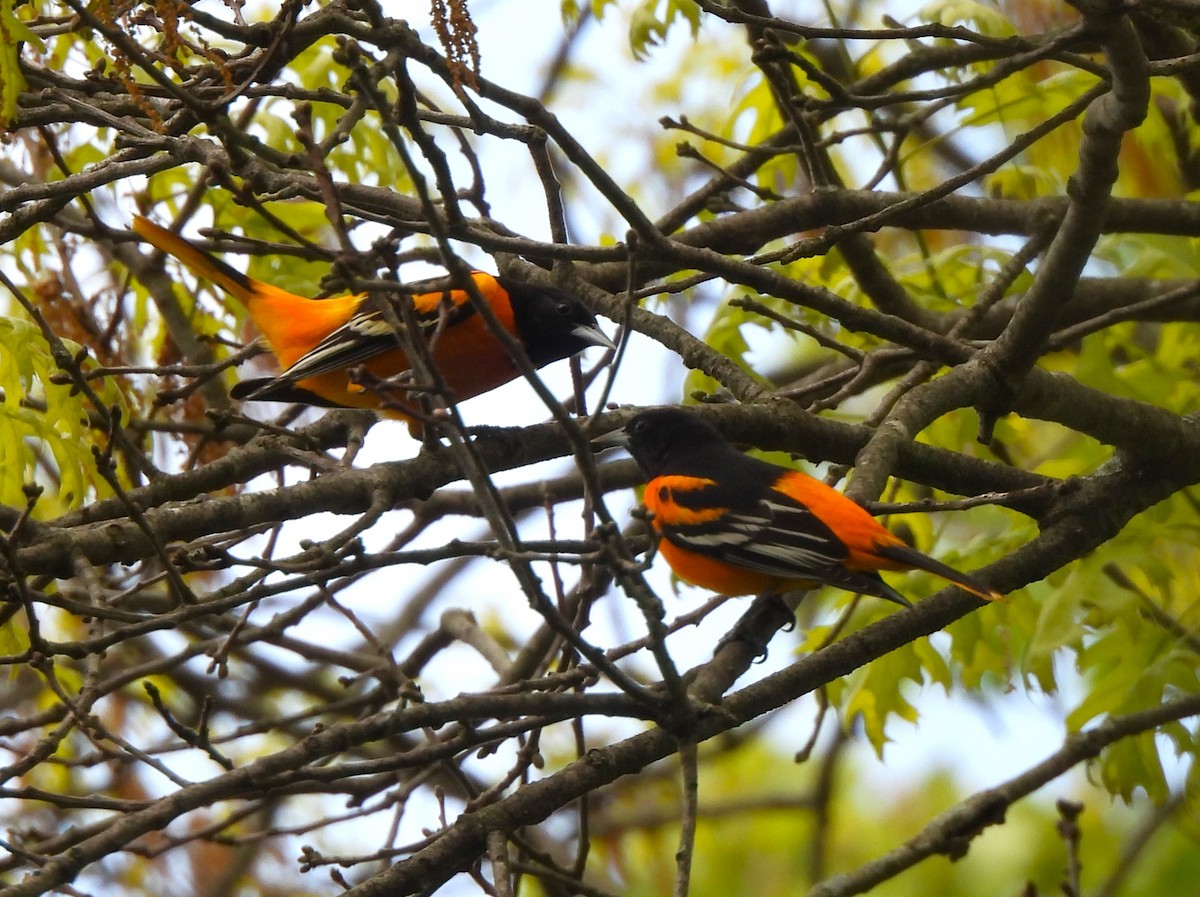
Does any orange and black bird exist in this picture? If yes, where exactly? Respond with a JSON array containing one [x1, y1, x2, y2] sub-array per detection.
[[604, 408, 1003, 607], [132, 216, 613, 427]]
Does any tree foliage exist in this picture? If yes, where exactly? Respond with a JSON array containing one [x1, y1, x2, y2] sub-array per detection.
[[1, 0, 1199, 895]]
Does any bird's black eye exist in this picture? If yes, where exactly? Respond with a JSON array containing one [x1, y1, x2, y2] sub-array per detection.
[[556, 299, 572, 316], [630, 419, 646, 435]]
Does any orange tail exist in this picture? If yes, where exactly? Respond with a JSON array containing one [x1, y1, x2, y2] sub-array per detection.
[[132, 216, 366, 369], [133, 216, 265, 309], [873, 542, 1004, 602]]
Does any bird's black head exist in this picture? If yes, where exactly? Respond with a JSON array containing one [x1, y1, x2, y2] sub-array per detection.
[[501, 277, 613, 366], [618, 407, 730, 479]]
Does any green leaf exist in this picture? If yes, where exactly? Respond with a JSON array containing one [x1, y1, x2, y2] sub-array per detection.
[[918, 0, 1018, 35], [1099, 731, 1170, 804], [0, 0, 44, 127], [841, 640, 925, 755], [628, 0, 701, 59], [0, 316, 125, 513]]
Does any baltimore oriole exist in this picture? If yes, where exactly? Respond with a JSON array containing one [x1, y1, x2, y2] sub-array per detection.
[[603, 408, 1003, 607], [132, 216, 613, 425]]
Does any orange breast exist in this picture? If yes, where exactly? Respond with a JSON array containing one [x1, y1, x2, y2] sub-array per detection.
[[425, 314, 520, 401], [656, 540, 794, 596]]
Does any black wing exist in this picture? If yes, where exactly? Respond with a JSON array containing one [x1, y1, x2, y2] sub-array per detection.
[[661, 488, 909, 605]]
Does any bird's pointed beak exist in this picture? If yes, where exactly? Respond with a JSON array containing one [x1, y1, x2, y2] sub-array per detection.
[[572, 322, 616, 350], [591, 428, 630, 453]]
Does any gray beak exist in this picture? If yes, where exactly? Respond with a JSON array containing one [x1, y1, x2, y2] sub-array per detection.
[[572, 322, 616, 350], [591, 428, 630, 453]]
